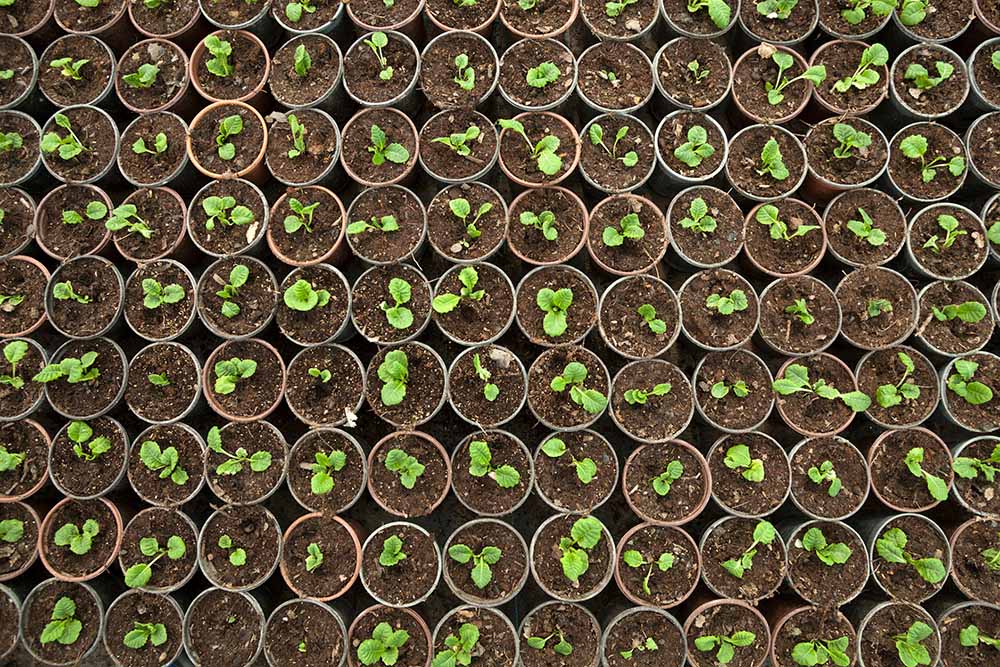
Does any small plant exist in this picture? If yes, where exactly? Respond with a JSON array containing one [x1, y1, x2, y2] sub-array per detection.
[[378, 349, 409, 406], [124, 535, 186, 587], [526, 61, 560, 88], [284, 279, 330, 312], [620, 637, 659, 661], [385, 447, 425, 489], [756, 204, 820, 241], [622, 548, 674, 595], [53, 280, 91, 304], [624, 383, 672, 405], [605, 0, 637, 16], [809, 460, 842, 497], [536, 286, 572, 337], [368, 124, 409, 165], [207, 425, 272, 475], [832, 123, 872, 159], [106, 204, 154, 239], [310, 449, 346, 495], [765, 51, 827, 105], [471, 353, 499, 401], [685, 0, 731, 29], [448, 198, 491, 247], [757, 136, 789, 180], [305, 542, 323, 572], [357, 622, 410, 666], [132, 133, 167, 155], [123, 622, 168, 650], [637, 303, 667, 334], [705, 289, 748, 315], [217, 534, 247, 566], [122, 63, 159, 88], [453, 53, 475, 90], [363, 32, 394, 80], [598, 68, 617, 82], [527, 629, 573, 656], [905, 61, 954, 90], [215, 114, 243, 161], [833, 43, 888, 92], [867, 298, 893, 318], [215, 263, 250, 318], [468, 440, 520, 489], [347, 214, 399, 236], [773, 363, 872, 412], [285, 0, 315, 22], [947, 358, 994, 406], [139, 440, 189, 485], [0, 519, 23, 543], [294, 43, 311, 77], [448, 542, 502, 589], [430, 125, 481, 156], [899, 134, 965, 183], [756, 0, 797, 18], [0, 131, 21, 153], [785, 299, 815, 325], [550, 362, 607, 414], [0, 293, 23, 311], [876, 351, 921, 409], [721, 520, 775, 578], [33, 351, 100, 384], [724, 444, 765, 483], [308, 367, 330, 383], [432, 623, 479, 667], [694, 631, 757, 665], [932, 301, 988, 324], [0, 445, 24, 472], [40, 597, 82, 646], [433, 266, 484, 313], [520, 209, 558, 241], [801, 527, 852, 566], [379, 535, 406, 566], [673, 125, 716, 168], [41, 113, 87, 161], [68, 421, 110, 462], [499, 118, 563, 175], [960, 625, 1000, 651], [899, 0, 928, 25], [283, 198, 320, 234], [62, 200, 107, 226], [557, 516, 605, 583], [213, 357, 257, 396], [922, 214, 966, 253], [651, 460, 684, 496], [542, 437, 597, 484], [50, 57, 88, 81], [953, 443, 1000, 483], [204, 36, 233, 77], [904, 447, 949, 501], [876, 527, 946, 584], [54, 519, 99, 556], [203, 195, 253, 231], [588, 123, 638, 167], [679, 196, 716, 234], [603, 212, 644, 247], [286, 114, 306, 159], [148, 373, 169, 387], [379, 278, 413, 330], [688, 60, 711, 81], [840, 0, 896, 25], [711, 380, 749, 398], [0, 340, 27, 390], [847, 208, 886, 246], [791, 637, 850, 667], [892, 622, 934, 667]]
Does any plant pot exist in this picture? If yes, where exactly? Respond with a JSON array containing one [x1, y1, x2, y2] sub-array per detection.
[[451, 430, 534, 516], [0, 419, 50, 501], [285, 344, 365, 426], [968, 38, 1000, 112], [890, 0, 972, 43], [803, 116, 889, 201], [183, 587, 265, 667], [622, 439, 710, 525], [21, 578, 104, 666], [653, 37, 733, 112], [340, 107, 419, 186], [347, 605, 432, 667], [418, 109, 498, 184], [915, 280, 994, 356], [774, 353, 866, 436], [198, 504, 282, 591], [950, 437, 1000, 517], [360, 521, 442, 607], [835, 266, 917, 349], [856, 345, 939, 428], [576, 42, 655, 115], [123, 259, 198, 342], [784, 519, 868, 606], [666, 188, 744, 270], [432, 606, 519, 667], [580, 0, 659, 39], [277, 264, 352, 345], [265, 598, 348, 667], [0, 255, 48, 337], [0, 584, 19, 662], [433, 261, 515, 345], [54, 0, 133, 48], [816, 0, 891, 39], [514, 264, 598, 347], [187, 100, 268, 182], [506, 186, 589, 266], [601, 607, 686, 667], [425, 182, 508, 263], [366, 430, 451, 516], [905, 203, 989, 280], [0, 336, 46, 421], [530, 513, 615, 602], [770, 606, 857, 667], [534, 429, 619, 513], [187, 177, 269, 257], [744, 198, 827, 277], [268, 186, 347, 266], [269, 33, 346, 115], [39, 104, 119, 184], [345, 0, 426, 38], [189, 29, 270, 108], [129, 0, 206, 46], [707, 432, 791, 517], [279, 512, 361, 601], [661, 0, 740, 36], [203, 339, 286, 423], [732, 44, 814, 124], [44, 254, 123, 339], [757, 275, 841, 356], [125, 341, 202, 424], [103, 589, 186, 667], [597, 274, 681, 359], [346, 184, 426, 264], [118, 112, 195, 188], [0, 188, 36, 259], [44, 337, 128, 420], [738, 0, 818, 44], [527, 345, 610, 430], [868, 513, 951, 603], [653, 111, 727, 191], [725, 124, 807, 201], [949, 517, 1000, 603], [271, 0, 345, 34], [118, 506, 198, 593], [788, 436, 870, 520], [936, 600, 1000, 667], [0, 1, 55, 40], [889, 42, 969, 122], [205, 420, 288, 504], [425, 0, 502, 32], [497, 38, 577, 112], [694, 349, 774, 432], [198, 0, 274, 32], [966, 112, 1000, 191], [678, 268, 760, 351], [614, 522, 700, 608], [115, 38, 195, 114], [822, 187, 907, 267], [517, 601, 601, 667], [343, 30, 420, 111], [939, 352, 1000, 433], [265, 108, 342, 187], [127, 422, 207, 508], [196, 256, 277, 339], [610, 359, 694, 444], [498, 111, 580, 187], [39, 496, 123, 582], [351, 263, 432, 344], [447, 344, 527, 428], [49, 416, 128, 499], [110, 187, 188, 262], [34, 185, 112, 260], [0, 501, 40, 582], [684, 599, 770, 667], [0, 110, 41, 188], [419, 30, 498, 109], [586, 194, 666, 274], [809, 40, 889, 115], [442, 518, 530, 607], [286, 428, 368, 514], [886, 122, 967, 203], [499, 0, 580, 38], [699, 515, 788, 601], [39, 35, 117, 107]]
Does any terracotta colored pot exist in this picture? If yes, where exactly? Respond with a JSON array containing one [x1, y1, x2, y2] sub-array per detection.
[[187, 100, 268, 183], [774, 353, 862, 436], [4, 0, 55, 39], [340, 108, 420, 187], [426, 0, 501, 34], [202, 338, 287, 423], [528, 513, 616, 602], [622, 440, 710, 525], [614, 522, 700, 607], [506, 186, 589, 266], [366, 431, 452, 517], [0, 501, 40, 582], [347, 605, 432, 667], [279, 512, 361, 602], [802, 118, 889, 202], [0, 338, 47, 420], [809, 40, 888, 115], [267, 186, 348, 267], [497, 111, 581, 188], [769, 605, 857, 667], [39, 496, 124, 582], [189, 29, 271, 109], [683, 599, 770, 667], [129, 0, 208, 47], [732, 45, 813, 124]]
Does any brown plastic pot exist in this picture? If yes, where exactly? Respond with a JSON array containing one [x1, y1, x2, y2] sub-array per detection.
[[278, 512, 361, 602], [0, 255, 49, 336], [366, 431, 452, 518], [497, 111, 581, 188], [3, 0, 55, 40], [110, 187, 189, 262], [266, 185, 348, 267], [867, 427, 954, 513], [426, 0, 501, 34], [586, 194, 668, 276], [529, 513, 616, 602], [115, 39, 197, 115], [744, 200, 827, 278], [202, 338, 287, 423], [684, 599, 770, 667], [769, 605, 857, 667], [506, 186, 590, 266], [949, 517, 999, 601], [340, 108, 420, 187], [187, 100, 268, 183], [129, 0, 207, 47], [499, 0, 579, 38], [622, 440, 711, 525], [802, 118, 889, 202], [614, 522, 700, 608], [38, 496, 124, 582], [0, 419, 50, 502], [346, 0, 426, 41], [348, 605, 432, 667], [55, 0, 134, 52], [0, 501, 40, 582], [732, 44, 812, 124], [809, 40, 888, 115], [774, 354, 862, 436], [188, 29, 271, 110]]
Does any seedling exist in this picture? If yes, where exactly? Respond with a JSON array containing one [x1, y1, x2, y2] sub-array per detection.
[[430, 125, 481, 156], [0, 70, 10, 80], [283, 198, 320, 234], [363, 32, 394, 81], [536, 287, 572, 337], [624, 383, 672, 405], [54, 519, 99, 556], [688, 60, 711, 81], [983, 536, 1000, 571], [357, 622, 410, 666], [840, 0, 896, 25], [50, 57, 88, 81], [285, 0, 315, 22], [557, 515, 605, 583], [932, 301, 987, 324], [649, 460, 683, 498], [605, 0, 637, 16], [542, 437, 598, 484], [756, 0, 797, 18], [217, 534, 247, 566], [124, 535, 186, 587], [469, 353, 499, 401], [772, 363, 872, 412], [527, 61, 560, 88], [764, 51, 827, 105], [68, 420, 111, 462], [62, 200, 107, 225], [791, 637, 850, 667], [139, 440, 189, 485], [588, 123, 638, 167], [286, 114, 306, 159], [550, 361, 608, 414], [499, 118, 563, 175], [53, 280, 91, 304], [448, 542, 502, 589], [122, 63, 159, 88], [603, 212, 644, 247], [203, 195, 254, 231], [756, 204, 819, 241], [674, 125, 716, 168], [832, 123, 872, 159], [132, 133, 168, 155], [694, 631, 757, 665], [378, 349, 409, 406], [892, 622, 934, 667], [448, 198, 491, 246], [922, 214, 966, 253], [622, 548, 674, 595], [679, 196, 717, 233], [385, 447, 425, 488], [379, 535, 406, 566], [904, 447, 949, 501], [33, 351, 101, 384], [215, 114, 243, 161], [620, 638, 658, 660], [809, 460, 842, 497], [348, 214, 399, 237], [284, 279, 330, 312], [520, 209, 558, 241], [41, 113, 87, 161], [947, 359, 994, 406], [637, 303, 667, 334], [899, 0, 928, 25], [215, 263, 249, 319], [0, 131, 21, 152], [0, 446, 23, 471], [432, 623, 479, 667], [518, 0, 539, 8], [304, 542, 323, 572], [867, 298, 893, 318], [876, 527, 946, 583], [148, 373, 169, 388], [308, 368, 331, 383], [204, 36, 233, 77], [0, 340, 27, 390], [705, 289, 748, 315], [905, 61, 954, 90], [847, 208, 886, 246], [724, 444, 765, 482], [433, 267, 484, 315], [953, 442, 1000, 483], [876, 351, 921, 409], [899, 134, 965, 183], [721, 520, 775, 578], [785, 299, 815, 325], [685, 0, 731, 29], [368, 124, 409, 165], [757, 137, 789, 180], [310, 449, 346, 495], [379, 278, 413, 330], [0, 519, 23, 543], [106, 204, 153, 239], [0, 294, 22, 311], [207, 425, 272, 475], [453, 53, 475, 91], [40, 597, 82, 646], [123, 622, 168, 650], [711, 380, 749, 398], [294, 44, 311, 77], [469, 440, 520, 488], [833, 43, 888, 92], [801, 527, 852, 566], [960, 625, 1000, 651], [527, 629, 573, 656]]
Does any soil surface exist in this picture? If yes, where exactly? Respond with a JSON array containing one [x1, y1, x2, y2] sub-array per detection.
[[860, 603, 938, 667], [908, 205, 987, 279], [40, 35, 112, 106], [519, 603, 600, 667], [773, 608, 855, 667], [186, 588, 263, 666], [269, 188, 344, 265], [105, 591, 183, 667], [806, 117, 887, 185], [194, 31, 267, 101], [285, 344, 363, 425], [342, 108, 417, 184], [775, 353, 857, 435], [124, 342, 199, 423], [287, 429, 366, 513], [41, 105, 116, 183], [118, 112, 188, 186], [680, 269, 758, 349], [349, 606, 429, 667], [265, 600, 345, 667], [361, 523, 439, 605], [669, 187, 743, 266], [732, 45, 810, 122], [695, 349, 773, 431], [367, 431, 449, 515], [953, 438, 1000, 517], [837, 267, 916, 348], [917, 280, 993, 355], [118, 507, 197, 591], [587, 196, 665, 273], [814, 40, 888, 112], [657, 38, 730, 108], [426, 183, 506, 262], [266, 109, 339, 185], [516, 265, 596, 345], [344, 32, 417, 105], [0, 501, 37, 577], [46, 337, 126, 419], [951, 518, 1000, 603], [686, 602, 769, 667], [347, 185, 425, 263], [887, 123, 965, 201], [499, 38, 574, 108], [789, 436, 868, 519], [124, 261, 195, 341], [759, 275, 839, 355], [534, 429, 617, 512], [624, 441, 708, 524], [200, 504, 281, 589], [23, 580, 101, 665], [944, 353, 1000, 432], [353, 264, 432, 344], [445, 519, 528, 604], [188, 179, 267, 256], [617, 524, 698, 606], [420, 32, 495, 109], [605, 609, 684, 667], [499, 112, 577, 185], [197, 256, 276, 337], [365, 343, 446, 428], [508, 187, 586, 264], [48, 256, 121, 337], [708, 433, 790, 516], [189, 103, 265, 176], [527, 346, 608, 429], [435, 262, 514, 344], [419, 110, 497, 181], [127, 423, 205, 506], [270, 35, 342, 107], [577, 42, 653, 110], [727, 126, 804, 199], [744, 199, 824, 276], [599, 275, 679, 358]]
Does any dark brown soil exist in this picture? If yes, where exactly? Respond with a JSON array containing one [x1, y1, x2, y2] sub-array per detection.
[[899, 0, 971, 40], [659, 112, 724, 178], [580, 116, 654, 192], [361, 523, 439, 605], [276, 265, 350, 345], [186, 589, 263, 667], [47, 337, 126, 419], [265, 600, 345, 667], [130, 0, 200, 36], [352, 264, 431, 344], [0, 501, 37, 576], [127, 423, 205, 506], [124, 343, 199, 423], [0, 257, 46, 335], [973, 42, 1000, 108], [118, 112, 188, 186], [124, 261, 195, 340], [50, 416, 125, 497], [599, 275, 679, 358], [41, 105, 116, 183], [445, 520, 528, 603], [367, 432, 449, 515], [657, 37, 730, 108], [790, 436, 868, 519], [624, 441, 707, 523], [282, 514, 358, 598], [197, 256, 276, 337], [732, 45, 809, 122], [686, 602, 769, 667], [347, 184, 424, 263], [434, 607, 516, 667], [582, 0, 656, 36], [449, 345, 525, 427], [189, 179, 266, 256], [519, 603, 600, 667], [54, 0, 125, 30], [759, 275, 839, 355], [426, 0, 499, 28], [516, 266, 596, 344], [207, 420, 286, 504], [893, 44, 967, 116], [612, 360, 692, 442], [189, 103, 265, 176], [119, 507, 197, 591], [871, 514, 948, 601], [680, 269, 758, 349], [0, 112, 38, 185], [669, 186, 743, 266], [0, 420, 49, 499], [273, 0, 341, 29], [618, 524, 698, 606], [36, 184, 110, 259], [285, 344, 363, 425], [499, 0, 574, 34], [349, 606, 429, 667], [695, 350, 772, 431], [200, 504, 280, 589], [499, 112, 576, 184], [909, 205, 987, 279], [419, 110, 497, 181], [117, 39, 187, 111], [0, 37, 33, 109], [787, 521, 866, 604], [775, 354, 857, 435], [532, 513, 612, 599], [887, 123, 965, 200], [426, 182, 506, 261], [0, 188, 34, 257], [535, 429, 617, 512], [814, 40, 888, 112], [421, 32, 495, 108], [527, 346, 608, 429], [773, 608, 855, 667], [434, 262, 513, 344], [48, 256, 120, 337], [940, 602, 1000, 667], [856, 346, 938, 427], [23, 580, 101, 665], [917, 280, 993, 354], [824, 188, 905, 266], [344, 31, 417, 104], [194, 30, 267, 101], [745, 199, 824, 275], [453, 431, 530, 515], [42, 497, 118, 578], [112, 187, 185, 260], [0, 3, 49, 39], [663, 0, 736, 33], [105, 591, 183, 667], [945, 353, 1000, 432], [806, 117, 887, 185], [837, 267, 916, 348], [508, 187, 586, 264], [342, 108, 417, 184], [0, 339, 44, 418], [269, 34, 341, 107], [953, 439, 1000, 517], [708, 433, 790, 516], [270, 188, 344, 264], [951, 518, 1000, 602], [740, 0, 815, 40], [605, 609, 684, 667], [971, 113, 1000, 186], [39, 35, 112, 106], [266, 109, 339, 185], [817, 0, 886, 35], [870, 429, 952, 510], [860, 603, 938, 667], [727, 126, 804, 198], [287, 429, 365, 513], [578, 42, 653, 110], [349, 0, 421, 28], [499, 38, 574, 108], [702, 517, 785, 600]]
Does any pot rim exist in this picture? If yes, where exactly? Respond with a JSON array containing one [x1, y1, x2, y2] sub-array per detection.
[[197, 503, 283, 591], [706, 431, 792, 517], [128, 422, 207, 508], [202, 338, 287, 423], [117, 506, 199, 593], [774, 352, 861, 436], [359, 520, 443, 607], [614, 522, 701, 608], [366, 430, 452, 516], [39, 495, 124, 582], [506, 185, 590, 266], [278, 511, 361, 601], [497, 110, 581, 187], [48, 415, 128, 500], [597, 274, 682, 360], [526, 345, 611, 431], [533, 428, 620, 513], [447, 344, 528, 429], [528, 512, 616, 602], [285, 343, 365, 426], [186, 100, 269, 180], [287, 427, 369, 514], [21, 578, 105, 666], [441, 518, 530, 607], [514, 263, 599, 347]]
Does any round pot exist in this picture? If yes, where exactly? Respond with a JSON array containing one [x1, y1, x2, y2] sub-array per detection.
[[889, 43, 969, 122], [652, 37, 733, 111], [129, 0, 206, 43], [267, 185, 348, 267], [506, 185, 589, 266], [198, 504, 282, 591], [278, 512, 361, 602], [968, 38, 1000, 113], [127, 422, 207, 508], [418, 108, 499, 185], [264, 598, 348, 667], [346, 0, 426, 37], [265, 107, 342, 187], [447, 345, 528, 429], [434, 262, 516, 346], [366, 430, 452, 517], [202, 338, 287, 423], [597, 274, 682, 360], [102, 589, 186, 667], [706, 433, 792, 517], [451, 430, 534, 517], [497, 111, 581, 188], [890, 2, 972, 43], [186, 100, 268, 182], [938, 352, 1000, 433], [514, 264, 599, 347], [0, 337, 47, 421], [117, 507, 199, 593], [189, 29, 270, 108], [272, 0, 345, 34], [516, 601, 601, 667], [855, 601, 939, 667], [732, 44, 813, 124], [39, 496, 124, 582], [44, 337, 129, 421], [419, 30, 498, 109], [48, 416, 128, 500], [601, 607, 686, 667], [21, 578, 105, 667], [183, 587, 266, 667], [692, 350, 774, 433], [725, 124, 808, 202], [529, 513, 616, 602], [660, 0, 740, 37], [497, 38, 578, 113], [441, 518, 530, 607], [196, 256, 278, 339], [622, 439, 711, 525], [867, 513, 951, 603], [526, 345, 611, 431], [769, 606, 857, 667], [2, 1, 54, 40], [802, 117, 890, 201], [285, 344, 365, 424], [347, 605, 432, 667], [677, 269, 761, 352], [885, 122, 967, 204], [578, 114, 657, 194], [343, 29, 421, 111], [822, 188, 907, 267], [0, 501, 40, 582], [286, 428, 368, 514], [950, 437, 1000, 517], [534, 429, 620, 514], [609, 359, 694, 444], [34, 185, 113, 261], [788, 436, 871, 520], [575, 42, 655, 115], [359, 521, 442, 607], [117, 112, 194, 188], [276, 265, 352, 344], [39, 104, 120, 185], [39, 35, 117, 108], [654, 111, 728, 189], [904, 204, 988, 280], [0, 110, 41, 188], [614, 522, 701, 608], [122, 259, 198, 343], [0, 419, 50, 501], [426, 0, 502, 33], [774, 353, 864, 436], [683, 599, 770, 667], [125, 341, 203, 424], [339, 108, 419, 187], [0, 584, 19, 661], [743, 199, 828, 278], [432, 606, 519, 667], [500, 0, 579, 38], [44, 254, 123, 340], [809, 39, 888, 115], [115, 38, 194, 114]]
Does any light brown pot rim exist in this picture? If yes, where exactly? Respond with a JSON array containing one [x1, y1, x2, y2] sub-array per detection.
[[266, 185, 347, 266], [867, 427, 953, 513], [614, 521, 701, 608], [346, 0, 426, 31], [279, 512, 361, 601], [683, 598, 770, 667], [202, 337, 287, 422], [115, 38, 192, 114], [743, 199, 827, 278], [348, 604, 432, 667], [340, 107, 419, 187], [809, 39, 889, 115], [187, 100, 268, 180], [188, 29, 271, 104], [506, 185, 590, 266], [497, 111, 581, 188], [499, 0, 579, 38], [774, 353, 860, 436], [787, 436, 870, 521], [622, 439, 711, 525], [39, 495, 124, 582], [366, 430, 452, 518], [768, 605, 855, 667], [113, 187, 189, 262]]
